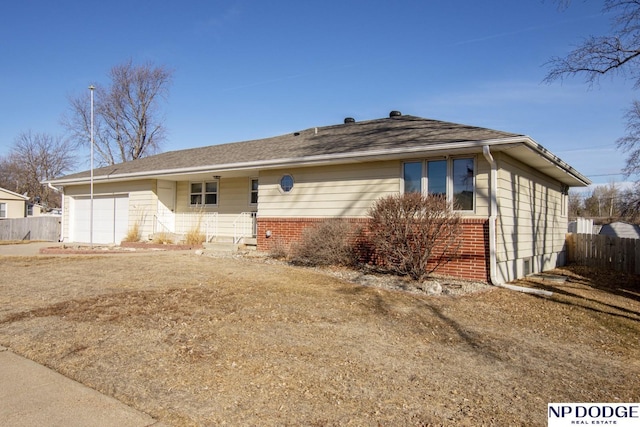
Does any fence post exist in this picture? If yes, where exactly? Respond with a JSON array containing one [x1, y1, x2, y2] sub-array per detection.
[[566, 232, 640, 275], [566, 233, 575, 263]]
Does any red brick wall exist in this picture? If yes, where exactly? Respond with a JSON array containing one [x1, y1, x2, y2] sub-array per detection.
[[257, 217, 489, 281]]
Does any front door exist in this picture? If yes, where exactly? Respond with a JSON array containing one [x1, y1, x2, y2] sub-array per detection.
[[156, 181, 176, 233]]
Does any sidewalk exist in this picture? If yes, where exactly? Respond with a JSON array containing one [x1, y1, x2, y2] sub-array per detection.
[[0, 346, 163, 427], [0, 241, 61, 256]]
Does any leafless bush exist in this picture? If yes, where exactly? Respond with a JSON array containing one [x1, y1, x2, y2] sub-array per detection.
[[267, 236, 289, 259], [367, 193, 462, 281], [152, 232, 174, 245], [184, 229, 205, 245], [289, 219, 359, 267], [122, 221, 141, 243], [184, 214, 205, 245]]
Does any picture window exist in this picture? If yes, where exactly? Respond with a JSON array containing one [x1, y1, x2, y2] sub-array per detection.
[[402, 157, 475, 211]]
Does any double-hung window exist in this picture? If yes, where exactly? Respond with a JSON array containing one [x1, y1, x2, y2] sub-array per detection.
[[402, 157, 475, 211], [0, 203, 6, 218], [190, 181, 218, 206], [250, 178, 258, 205]]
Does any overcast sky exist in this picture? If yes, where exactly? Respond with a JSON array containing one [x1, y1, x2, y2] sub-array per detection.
[[0, 0, 633, 190]]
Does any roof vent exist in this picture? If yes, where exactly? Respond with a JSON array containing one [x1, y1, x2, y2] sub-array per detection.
[[344, 117, 355, 124], [389, 110, 402, 118]]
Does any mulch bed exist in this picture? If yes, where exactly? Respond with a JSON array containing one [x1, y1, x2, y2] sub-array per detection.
[[40, 242, 203, 254]]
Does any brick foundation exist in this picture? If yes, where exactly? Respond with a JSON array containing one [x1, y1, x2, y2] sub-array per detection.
[[257, 217, 489, 282]]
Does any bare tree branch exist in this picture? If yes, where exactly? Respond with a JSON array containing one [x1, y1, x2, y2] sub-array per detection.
[[0, 131, 76, 208], [63, 60, 173, 165], [545, 1, 640, 86]]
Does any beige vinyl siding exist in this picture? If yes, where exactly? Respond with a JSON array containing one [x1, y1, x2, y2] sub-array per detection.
[[258, 158, 492, 218], [0, 189, 27, 219], [62, 180, 155, 242], [0, 200, 26, 219], [176, 177, 256, 237], [472, 157, 490, 218], [258, 161, 401, 218], [495, 152, 567, 280]]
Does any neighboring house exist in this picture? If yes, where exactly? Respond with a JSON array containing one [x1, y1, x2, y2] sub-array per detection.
[[27, 203, 44, 217], [599, 222, 640, 239], [46, 112, 590, 284], [568, 217, 595, 234], [0, 187, 29, 219]]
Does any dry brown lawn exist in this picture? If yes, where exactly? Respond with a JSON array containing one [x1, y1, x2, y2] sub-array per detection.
[[0, 252, 639, 426]]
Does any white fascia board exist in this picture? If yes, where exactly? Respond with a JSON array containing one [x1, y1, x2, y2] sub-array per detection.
[[520, 137, 591, 186], [0, 187, 29, 200], [47, 136, 588, 186], [46, 139, 503, 185]]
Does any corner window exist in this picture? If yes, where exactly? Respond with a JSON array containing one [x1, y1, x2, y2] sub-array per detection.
[[403, 162, 422, 193], [402, 157, 475, 211], [280, 174, 294, 193], [190, 180, 218, 206], [452, 158, 474, 211], [250, 178, 258, 205], [0, 203, 6, 218]]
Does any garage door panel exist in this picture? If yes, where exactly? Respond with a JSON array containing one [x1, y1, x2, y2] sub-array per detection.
[[71, 195, 129, 244]]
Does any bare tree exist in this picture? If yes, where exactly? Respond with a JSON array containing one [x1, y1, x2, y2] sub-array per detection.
[[64, 60, 173, 165], [568, 190, 584, 217], [1, 131, 76, 208], [618, 181, 640, 220], [545, 1, 640, 180], [545, 1, 640, 87]]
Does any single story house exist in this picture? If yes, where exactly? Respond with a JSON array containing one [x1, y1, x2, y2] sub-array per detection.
[[0, 187, 29, 219], [46, 112, 590, 284]]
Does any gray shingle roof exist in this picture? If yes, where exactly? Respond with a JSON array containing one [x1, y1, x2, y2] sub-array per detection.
[[55, 115, 521, 181]]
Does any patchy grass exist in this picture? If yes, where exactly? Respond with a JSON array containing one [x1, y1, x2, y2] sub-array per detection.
[[0, 254, 638, 426]]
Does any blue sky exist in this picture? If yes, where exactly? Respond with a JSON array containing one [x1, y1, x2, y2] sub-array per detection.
[[0, 0, 634, 190]]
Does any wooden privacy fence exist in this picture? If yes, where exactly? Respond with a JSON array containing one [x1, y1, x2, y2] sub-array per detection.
[[0, 216, 61, 242], [566, 233, 640, 275]]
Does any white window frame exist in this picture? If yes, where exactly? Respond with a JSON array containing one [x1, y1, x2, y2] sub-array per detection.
[[0, 202, 6, 218], [279, 174, 295, 194], [250, 178, 258, 206], [189, 180, 219, 207], [402, 156, 476, 212]]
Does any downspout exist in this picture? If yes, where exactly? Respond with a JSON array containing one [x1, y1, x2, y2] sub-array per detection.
[[47, 182, 64, 242], [482, 146, 552, 297]]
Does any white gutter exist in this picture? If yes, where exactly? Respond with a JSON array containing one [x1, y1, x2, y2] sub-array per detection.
[[48, 137, 526, 186], [482, 146, 553, 297]]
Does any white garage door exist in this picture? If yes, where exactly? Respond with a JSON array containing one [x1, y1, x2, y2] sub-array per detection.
[[71, 195, 129, 244]]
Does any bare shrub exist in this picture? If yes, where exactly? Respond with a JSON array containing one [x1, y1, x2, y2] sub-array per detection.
[[184, 229, 205, 245], [152, 232, 174, 245], [367, 193, 462, 281], [267, 236, 289, 259], [289, 219, 358, 267], [184, 214, 205, 245], [122, 221, 141, 243]]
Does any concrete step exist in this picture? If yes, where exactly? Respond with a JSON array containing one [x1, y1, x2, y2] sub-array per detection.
[[242, 237, 257, 246], [203, 242, 238, 252]]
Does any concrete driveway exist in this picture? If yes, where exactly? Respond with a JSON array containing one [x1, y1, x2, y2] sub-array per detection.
[[0, 241, 62, 256]]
